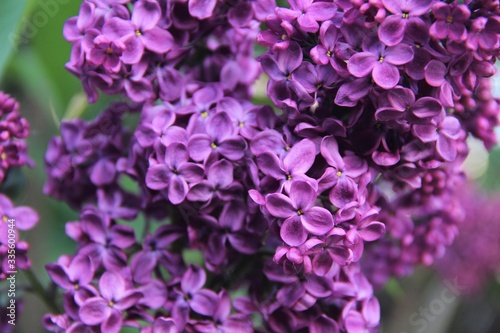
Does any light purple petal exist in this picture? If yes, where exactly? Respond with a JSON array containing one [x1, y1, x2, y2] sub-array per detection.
[[373, 62, 399, 89], [146, 165, 171, 190], [347, 53, 377, 78], [301, 207, 334, 235], [378, 15, 405, 46], [132, 0, 161, 31], [280, 216, 308, 246], [424, 60, 447, 87], [168, 176, 189, 204], [266, 193, 296, 218], [141, 28, 173, 53], [284, 139, 316, 174], [188, 134, 212, 161], [189, 0, 217, 19], [79, 297, 110, 325], [329, 177, 357, 208], [191, 289, 218, 316]]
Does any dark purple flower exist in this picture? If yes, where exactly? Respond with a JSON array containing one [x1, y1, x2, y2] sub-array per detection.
[[103, 0, 173, 64], [187, 159, 242, 203], [378, 0, 433, 46], [187, 112, 248, 162], [77, 206, 136, 271], [260, 41, 313, 104], [257, 138, 316, 193], [146, 143, 204, 204], [88, 35, 124, 72], [188, 0, 217, 19], [320, 136, 368, 208], [466, 17, 500, 52], [429, 2, 470, 42], [131, 225, 185, 283], [276, 0, 337, 33], [347, 36, 413, 89], [174, 265, 219, 321], [412, 112, 462, 161], [265, 181, 334, 246], [79, 271, 142, 333], [375, 87, 443, 123]]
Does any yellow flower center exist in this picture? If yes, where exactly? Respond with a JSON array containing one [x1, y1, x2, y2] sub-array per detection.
[[379, 56, 385, 62], [336, 171, 342, 177], [201, 111, 208, 118], [297, 209, 303, 216], [402, 12, 409, 19], [287, 174, 292, 181], [2, 216, 8, 223], [135, 30, 142, 36], [446, 15, 453, 23], [239, 122, 244, 127], [1, 152, 6, 160], [210, 142, 217, 149]]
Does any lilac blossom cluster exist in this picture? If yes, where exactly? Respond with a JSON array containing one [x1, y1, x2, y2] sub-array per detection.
[[0, 92, 32, 181], [0, 91, 38, 279], [435, 184, 500, 295], [0, 92, 37, 333], [42, 0, 500, 332]]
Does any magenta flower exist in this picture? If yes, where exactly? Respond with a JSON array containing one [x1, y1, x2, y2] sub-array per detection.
[[88, 35, 124, 72], [378, 0, 433, 46], [103, 0, 173, 64], [146, 143, 204, 204], [429, 2, 470, 42], [265, 181, 334, 246], [347, 36, 413, 89], [79, 271, 142, 333], [186, 159, 242, 203], [275, 0, 337, 33], [375, 87, 443, 123], [187, 112, 248, 162], [413, 112, 462, 161], [256, 138, 317, 193]]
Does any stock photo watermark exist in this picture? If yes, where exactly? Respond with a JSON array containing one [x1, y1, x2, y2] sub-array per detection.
[[4, 217, 17, 326], [400, 278, 468, 333], [8, 0, 71, 48]]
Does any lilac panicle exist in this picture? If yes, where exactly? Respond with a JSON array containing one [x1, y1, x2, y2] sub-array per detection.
[[42, 1, 500, 332]]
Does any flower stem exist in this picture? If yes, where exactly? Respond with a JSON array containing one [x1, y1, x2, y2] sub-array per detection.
[[23, 269, 60, 313]]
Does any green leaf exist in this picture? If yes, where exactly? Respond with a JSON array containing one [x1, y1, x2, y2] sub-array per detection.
[[0, 0, 30, 78]]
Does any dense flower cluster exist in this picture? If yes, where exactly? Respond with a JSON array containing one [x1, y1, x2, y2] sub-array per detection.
[[435, 184, 500, 294], [0, 91, 37, 279], [42, 0, 500, 332], [0, 92, 37, 333], [0, 92, 32, 181]]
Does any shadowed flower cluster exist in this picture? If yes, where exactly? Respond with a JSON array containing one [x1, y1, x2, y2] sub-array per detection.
[[41, 0, 500, 332], [0, 92, 37, 333]]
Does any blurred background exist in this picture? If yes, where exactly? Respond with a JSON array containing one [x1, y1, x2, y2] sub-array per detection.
[[0, 0, 499, 332]]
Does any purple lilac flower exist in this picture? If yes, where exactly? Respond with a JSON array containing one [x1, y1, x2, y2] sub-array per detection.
[[347, 35, 413, 89], [0, 92, 32, 181], [378, 0, 433, 46], [103, 0, 173, 64], [429, 2, 470, 42], [146, 143, 204, 204], [43, 1, 500, 332], [79, 271, 142, 333], [265, 180, 334, 246]]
